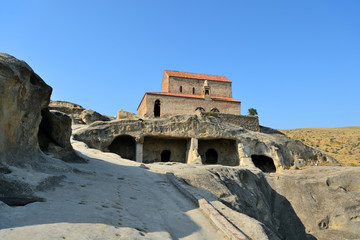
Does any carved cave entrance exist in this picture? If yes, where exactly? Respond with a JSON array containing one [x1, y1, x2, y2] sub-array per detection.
[[143, 137, 188, 163], [161, 150, 171, 162], [204, 148, 218, 164], [198, 139, 238, 166], [251, 155, 276, 173], [154, 100, 160, 117], [109, 135, 136, 161]]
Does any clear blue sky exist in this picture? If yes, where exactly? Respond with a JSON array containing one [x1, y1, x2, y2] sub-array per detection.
[[1, 1, 359, 129]]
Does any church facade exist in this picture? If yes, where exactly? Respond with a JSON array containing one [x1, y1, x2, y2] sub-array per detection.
[[137, 70, 241, 118]]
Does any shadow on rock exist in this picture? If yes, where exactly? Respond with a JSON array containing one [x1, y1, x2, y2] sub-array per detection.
[[173, 166, 316, 240]]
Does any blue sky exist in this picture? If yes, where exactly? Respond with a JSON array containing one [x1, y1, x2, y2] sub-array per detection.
[[1, 1, 359, 129]]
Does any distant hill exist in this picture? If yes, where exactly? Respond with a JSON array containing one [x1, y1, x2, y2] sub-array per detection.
[[278, 127, 360, 166]]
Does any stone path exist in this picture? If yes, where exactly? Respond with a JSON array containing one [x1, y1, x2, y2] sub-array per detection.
[[0, 141, 225, 239]]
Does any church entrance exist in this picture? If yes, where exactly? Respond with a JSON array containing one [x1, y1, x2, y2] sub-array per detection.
[[154, 100, 160, 117]]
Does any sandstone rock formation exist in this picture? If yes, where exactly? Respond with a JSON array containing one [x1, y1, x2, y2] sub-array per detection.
[[49, 100, 85, 124], [49, 100, 113, 125], [2, 52, 356, 240], [73, 114, 337, 170], [267, 166, 360, 240], [160, 165, 360, 240], [38, 109, 85, 162], [117, 109, 139, 120], [0, 52, 52, 167], [0, 53, 73, 199], [80, 109, 111, 125]]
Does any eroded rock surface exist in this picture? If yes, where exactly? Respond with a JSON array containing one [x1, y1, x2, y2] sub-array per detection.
[[49, 100, 114, 125], [0, 52, 51, 166], [266, 167, 360, 240], [73, 114, 337, 170], [117, 109, 139, 120], [155, 164, 360, 240], [0, 53, 71, 199], [38, 109, 85, 162], [49, 100, 85, 124], [80, 109, 111, 125]]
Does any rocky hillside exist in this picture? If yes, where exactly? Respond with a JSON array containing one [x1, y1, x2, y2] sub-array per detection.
[[1, 53, 359, 240], [278, 127, 360, 166]]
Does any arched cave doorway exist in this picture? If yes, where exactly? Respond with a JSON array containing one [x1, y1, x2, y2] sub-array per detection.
[[251, 155, 276, 173], [161, 150, 171, 162], [109, 135, 136, 161], [154, 99, 160, 117], [204, 148, 218, 164], [210, 108, 219, 113]]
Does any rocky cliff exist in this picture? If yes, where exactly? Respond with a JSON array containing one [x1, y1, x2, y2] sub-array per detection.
[[1, 53, 358, 240], [73, 113, 337, 170], [151, 164, 360, 240], [0, 53, 74, 200]]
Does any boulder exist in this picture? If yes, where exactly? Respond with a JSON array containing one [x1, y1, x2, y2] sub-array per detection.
[[49, 100, 85, 124], [117, 109, 139, 120], [0, 53, 51, 166], [80, 109, 110, 125], [38, 109, 85, 162], [0, 52, 72, 200]]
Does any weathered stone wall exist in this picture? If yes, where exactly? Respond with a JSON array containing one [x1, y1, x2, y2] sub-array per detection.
[[143, 137, 188, 163], [167, 77, 232, 98], [108, 135, 136, 160], [198, 139, 239, 166], [201, 112, 260, 132], [139, 94, 240, 118], [73, 114, 337, 170]]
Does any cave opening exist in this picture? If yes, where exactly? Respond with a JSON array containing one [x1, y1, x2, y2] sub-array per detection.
[[161, 150, 171, 162], [251, 155, 276, 173], [109, 135, 136, 161], [204, 148, 218, 164]]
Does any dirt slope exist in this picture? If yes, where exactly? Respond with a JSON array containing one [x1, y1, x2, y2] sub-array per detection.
[[278, 127, 360, 166]]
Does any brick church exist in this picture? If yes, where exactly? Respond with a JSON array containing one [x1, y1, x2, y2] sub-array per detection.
[[137, 70, 241, 118]]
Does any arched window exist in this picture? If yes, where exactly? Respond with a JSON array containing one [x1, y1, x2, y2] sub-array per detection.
[[193, 87, 195, 94], [154, 99, 160, 117], [195, 107, 205, 112], [180, 86, 182, 93], [210, 108, 219, 113], [205, 89, 209, 95]]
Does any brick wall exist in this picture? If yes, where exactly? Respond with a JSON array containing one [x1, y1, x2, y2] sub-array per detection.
[[168, 77, 232, 98], [161, 73, 170, 92], [137, 94, 148, 116], [139, 94, 240, 117]]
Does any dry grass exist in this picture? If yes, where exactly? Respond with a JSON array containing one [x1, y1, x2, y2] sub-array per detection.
[[278, 127, 360, 166]]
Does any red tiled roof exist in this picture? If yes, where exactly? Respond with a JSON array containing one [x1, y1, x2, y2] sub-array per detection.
[[164, 70, 231, 83], [146, 92, 240, 103]]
